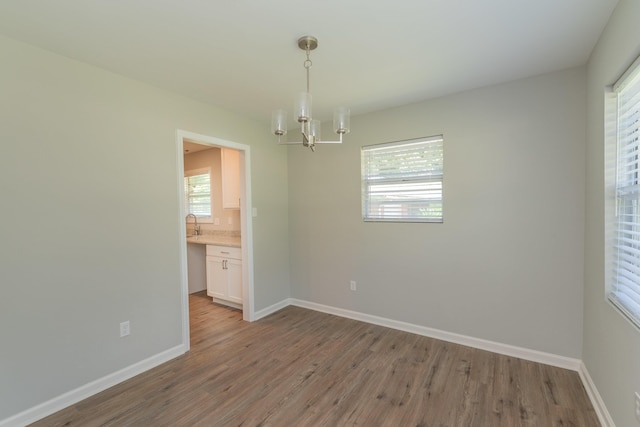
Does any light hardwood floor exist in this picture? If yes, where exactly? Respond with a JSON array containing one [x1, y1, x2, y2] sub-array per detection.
[[31, 291, 599, 426]]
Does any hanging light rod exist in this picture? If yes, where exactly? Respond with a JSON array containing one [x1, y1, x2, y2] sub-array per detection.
[[271, 35, 351, 152]]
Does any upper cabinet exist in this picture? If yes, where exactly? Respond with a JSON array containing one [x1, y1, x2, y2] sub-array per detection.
[[221, 148, 240, 210]]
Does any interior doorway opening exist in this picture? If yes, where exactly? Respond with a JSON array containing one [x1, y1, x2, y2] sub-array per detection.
[[176, 130, 254, 351]]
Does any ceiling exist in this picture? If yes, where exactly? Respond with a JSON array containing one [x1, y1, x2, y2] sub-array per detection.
[[184, 140, 216, 154], [0, 1, 618, 126]]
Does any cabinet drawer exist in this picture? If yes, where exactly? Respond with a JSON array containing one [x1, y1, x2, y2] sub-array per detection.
[[206, 245, 241, 259]]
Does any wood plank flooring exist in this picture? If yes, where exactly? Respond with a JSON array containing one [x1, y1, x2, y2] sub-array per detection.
[[30, 291, 599, 426]]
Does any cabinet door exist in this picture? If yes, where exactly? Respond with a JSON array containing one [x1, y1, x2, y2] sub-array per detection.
[[221, 148, 240, 210], [206, 256, 226, 300], [226, 258, 243, 304]]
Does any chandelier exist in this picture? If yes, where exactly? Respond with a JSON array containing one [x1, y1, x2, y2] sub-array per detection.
[[271, 36, 351, 152]]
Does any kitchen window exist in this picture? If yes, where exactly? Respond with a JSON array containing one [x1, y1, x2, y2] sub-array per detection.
[[610, 54, 640, 329], [361, 135, 443, 223], [184, 167, 212, 220]]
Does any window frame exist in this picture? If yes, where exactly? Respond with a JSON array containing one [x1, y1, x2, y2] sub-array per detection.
[[184, 167, 213, 223], [608, 54, 640, 330], [361, 135, 444, 223]]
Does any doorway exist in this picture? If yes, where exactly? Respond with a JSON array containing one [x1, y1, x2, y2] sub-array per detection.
[[176, 130, 255, 352]]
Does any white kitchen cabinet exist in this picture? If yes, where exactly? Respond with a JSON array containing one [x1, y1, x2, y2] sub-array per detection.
[[221, 148, 240, 210], [206, 245, 242, 309]]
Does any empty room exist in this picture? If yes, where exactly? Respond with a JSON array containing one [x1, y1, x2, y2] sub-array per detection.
[[1, 1, 639, 426]]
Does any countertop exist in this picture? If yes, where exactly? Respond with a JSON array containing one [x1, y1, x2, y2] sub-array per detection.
[[186, 234, 241, 248]]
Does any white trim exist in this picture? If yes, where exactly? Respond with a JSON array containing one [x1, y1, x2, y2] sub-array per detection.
[[176, 129, 255, 330], [238, 147, 255, 321], [176, 134, 191, 351], [289, 298, 581, 371], [253, 298, 292, 320], [0, 345, 185, 427], [613, 52, 640, 92], [607, 295, 640, 332], [578, 362, 616, 427]]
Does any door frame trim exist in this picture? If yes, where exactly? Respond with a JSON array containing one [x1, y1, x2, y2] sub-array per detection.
[[176, 129, 255, 351]]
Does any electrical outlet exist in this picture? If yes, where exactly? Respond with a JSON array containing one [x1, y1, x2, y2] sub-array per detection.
[[214, 218, 220, 225], [120, 321, 130, 337], [635, 391, 640, 422], [350, 280, 356, 291], [228, 217, 232, 225]]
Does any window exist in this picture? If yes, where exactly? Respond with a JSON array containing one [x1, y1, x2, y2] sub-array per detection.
[[184, 168, 212, 220], [361, 135, 443, 222], [610, 56, 640, 329]]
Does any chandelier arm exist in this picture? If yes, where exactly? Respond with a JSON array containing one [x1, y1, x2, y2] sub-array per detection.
[[315, 131, 344, 144]]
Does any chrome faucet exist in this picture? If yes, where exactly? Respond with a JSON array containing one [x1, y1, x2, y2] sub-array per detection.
[[186, 213, 200, 236]]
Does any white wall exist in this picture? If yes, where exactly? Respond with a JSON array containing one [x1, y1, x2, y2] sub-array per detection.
[[584, 0, 640, 425], [0, 34, 290, 420], [288, 67, 586, 358]]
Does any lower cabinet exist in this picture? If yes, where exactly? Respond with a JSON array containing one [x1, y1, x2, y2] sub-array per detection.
[[206, 245, 242, 308]]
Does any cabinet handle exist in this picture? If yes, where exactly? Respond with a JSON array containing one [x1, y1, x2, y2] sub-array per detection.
[[221, 251, 230, 254]]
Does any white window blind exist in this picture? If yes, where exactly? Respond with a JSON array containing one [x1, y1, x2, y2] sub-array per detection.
[[611, 55, 640, 329], [361, 135, 443, 223], [184, 168, 212, 219]]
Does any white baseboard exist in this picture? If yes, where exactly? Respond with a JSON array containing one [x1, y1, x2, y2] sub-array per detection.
[[579, 362, 616, 427], [0, 344, 187, 427], [289, 298, 582, 371], [253, 298, 292, 321]]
